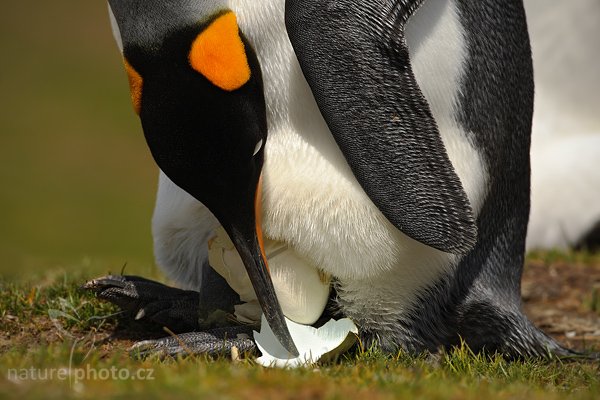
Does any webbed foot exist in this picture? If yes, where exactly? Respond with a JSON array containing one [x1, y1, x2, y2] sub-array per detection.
[[129, 326, 257, 358], [83, 274, 258, 358], [83, 275, 219, 332]]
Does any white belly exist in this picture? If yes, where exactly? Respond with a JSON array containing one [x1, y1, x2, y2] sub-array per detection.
[[233, 0, 487, 315]]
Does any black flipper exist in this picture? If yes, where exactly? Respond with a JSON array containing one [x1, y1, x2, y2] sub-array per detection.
[[285, 0, 477, 254]]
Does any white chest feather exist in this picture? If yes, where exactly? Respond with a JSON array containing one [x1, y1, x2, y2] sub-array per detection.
[[232, 0, 486, 315], [151, 0, 488, 316]]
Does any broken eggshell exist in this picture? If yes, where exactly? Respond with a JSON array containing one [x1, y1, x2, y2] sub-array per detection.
[[254, 314, 358, 368]]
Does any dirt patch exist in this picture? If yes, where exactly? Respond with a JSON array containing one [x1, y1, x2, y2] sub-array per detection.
[[0, 310, 174, 355], [523, 259, 600, 350], [1, 314, 69, 353]]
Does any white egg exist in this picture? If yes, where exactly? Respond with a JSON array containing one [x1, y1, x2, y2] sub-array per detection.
[[208, 227, 331, 325]]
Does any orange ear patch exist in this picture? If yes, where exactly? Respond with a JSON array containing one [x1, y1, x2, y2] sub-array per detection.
[[189, 12, 251, 91], [124, 59, 143, 114]]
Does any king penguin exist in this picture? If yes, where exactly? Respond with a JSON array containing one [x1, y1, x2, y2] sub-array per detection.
[[525, 0, 600, 251], [85, 0, 583, 359]]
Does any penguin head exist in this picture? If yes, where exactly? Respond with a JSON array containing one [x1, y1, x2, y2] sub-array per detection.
[[108, 1, 298, 356]]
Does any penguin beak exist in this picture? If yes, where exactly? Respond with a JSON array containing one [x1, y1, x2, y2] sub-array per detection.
[[224, 176, 299, 357]]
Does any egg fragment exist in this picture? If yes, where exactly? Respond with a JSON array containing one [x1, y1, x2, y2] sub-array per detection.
[[254, 314, 358, 368], [208, 227, 331, 325]]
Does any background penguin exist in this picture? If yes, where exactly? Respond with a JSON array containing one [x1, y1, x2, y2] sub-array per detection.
[[525, 0, 600, 251], [86, 0, 584, 359]]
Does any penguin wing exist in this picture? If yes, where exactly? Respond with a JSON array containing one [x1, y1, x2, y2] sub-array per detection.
[[285, 0, 477, 254]]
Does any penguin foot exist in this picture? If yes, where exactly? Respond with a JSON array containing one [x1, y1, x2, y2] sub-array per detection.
[[82, 275, 202, 333], [128, 326, 257, 359], [83, 275, 258, 358]]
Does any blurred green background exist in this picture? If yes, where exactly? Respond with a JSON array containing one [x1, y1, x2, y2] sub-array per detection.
[[0, 2, 158, 280]]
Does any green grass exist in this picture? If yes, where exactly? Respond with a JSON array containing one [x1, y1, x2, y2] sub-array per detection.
[[1, 272, 599, 400], [527, 250, 600, 265]]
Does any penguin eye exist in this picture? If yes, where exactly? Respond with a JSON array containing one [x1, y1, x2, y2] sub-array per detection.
[[253, 139, 263, 157]]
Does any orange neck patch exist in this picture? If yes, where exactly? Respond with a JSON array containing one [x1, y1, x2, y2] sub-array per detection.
[[255, 174, 270, 273], [189, 12, 251, 91], [124, 59, 143, 115]]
